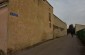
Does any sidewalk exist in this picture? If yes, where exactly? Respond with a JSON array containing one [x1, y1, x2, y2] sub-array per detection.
[[12, 35, 84, 55]]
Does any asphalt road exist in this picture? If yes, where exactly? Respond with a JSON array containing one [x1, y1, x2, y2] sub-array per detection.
[[12, 35, 84, 55]]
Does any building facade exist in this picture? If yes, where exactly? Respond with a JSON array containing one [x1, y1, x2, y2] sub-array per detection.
[[53, 15, 67, 38], [0, 0, 67, 53], [75, 24, 85, 32], [8, 0, 54, 51]]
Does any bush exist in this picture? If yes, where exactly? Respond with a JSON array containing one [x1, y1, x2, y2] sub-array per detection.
[[77, 28, 85, 44]]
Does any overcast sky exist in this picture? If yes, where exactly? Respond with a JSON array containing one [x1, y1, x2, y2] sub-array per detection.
[[48, 0, 85, 26]]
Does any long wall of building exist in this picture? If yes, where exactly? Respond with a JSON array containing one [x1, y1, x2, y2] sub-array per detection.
[[8, 0, 53, 51], [53, 15, 67, 38], [38, 0, 53, 41], [75, 24, 85, 32], [6, 0, 68, 52]]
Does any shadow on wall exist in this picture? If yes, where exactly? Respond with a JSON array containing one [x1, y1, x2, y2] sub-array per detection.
[[0, 49, 5, 55], [0, 0, 8, 3]]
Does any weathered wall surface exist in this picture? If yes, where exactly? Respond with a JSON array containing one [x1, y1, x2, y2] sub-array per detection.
[[8, 0, 53, 51], [38, 0, 53, 41], [8, 0, 67, 52], [0, 7, 8, 53], [8, 0, 41, 51], [0, 0, 8, 2], [75, 24, 85, 32], [53, 15, 67, 38]]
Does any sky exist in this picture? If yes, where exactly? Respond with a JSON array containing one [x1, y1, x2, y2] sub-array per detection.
[[47, 0, 85, 26]]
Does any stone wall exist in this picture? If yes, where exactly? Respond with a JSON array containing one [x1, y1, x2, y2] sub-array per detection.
[[7, 0, 67, 52], [53, 15, 67, 38], [8, 0, 53, 51]]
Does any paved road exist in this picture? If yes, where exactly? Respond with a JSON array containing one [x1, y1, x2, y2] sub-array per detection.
[[13, 35, 84, 55]]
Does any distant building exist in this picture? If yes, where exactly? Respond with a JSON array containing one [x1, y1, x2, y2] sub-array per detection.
[[75, 24, 85, 32]]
